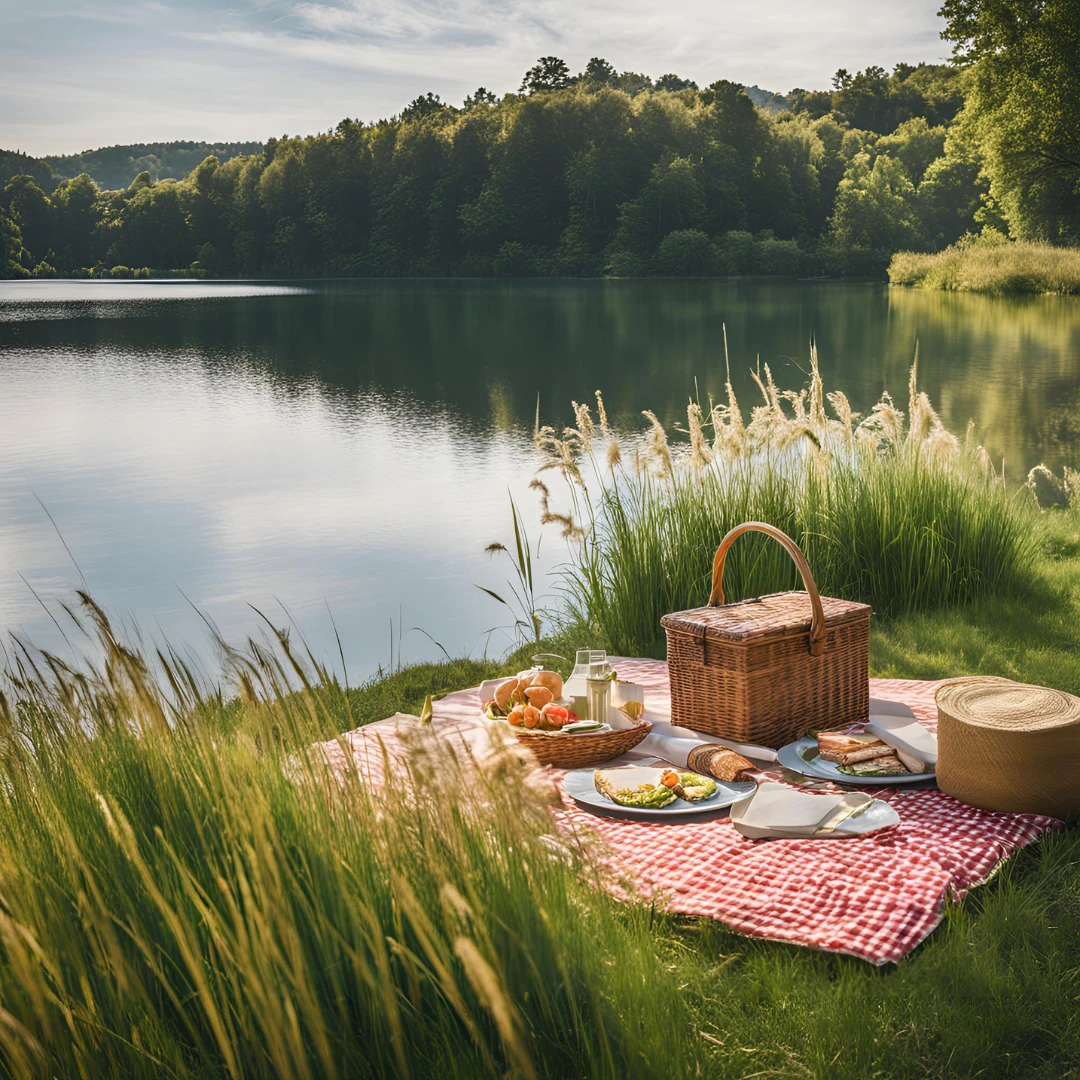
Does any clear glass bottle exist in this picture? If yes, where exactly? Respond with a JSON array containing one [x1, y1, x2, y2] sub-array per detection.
[[586, 675, 612, 728], [565, 649, 608, 720]]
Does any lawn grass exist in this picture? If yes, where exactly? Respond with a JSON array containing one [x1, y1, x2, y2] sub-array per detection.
[[888, 239, 1080, 295]]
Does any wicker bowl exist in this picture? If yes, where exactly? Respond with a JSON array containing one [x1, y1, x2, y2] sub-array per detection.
[[496, 716, 651, 769]]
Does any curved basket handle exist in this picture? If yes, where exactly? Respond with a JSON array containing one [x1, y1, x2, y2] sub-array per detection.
[[708, 521, 826, 657]]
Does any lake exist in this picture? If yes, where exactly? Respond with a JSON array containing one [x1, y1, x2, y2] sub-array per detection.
[[2, 278, 1079, 677]]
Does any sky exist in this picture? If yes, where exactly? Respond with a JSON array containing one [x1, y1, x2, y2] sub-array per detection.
[[1, 0, 950, 157]]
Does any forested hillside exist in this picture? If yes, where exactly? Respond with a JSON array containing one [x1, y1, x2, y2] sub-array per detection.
[[4, 9, 1078, 282], [44, 141, 265, 192]]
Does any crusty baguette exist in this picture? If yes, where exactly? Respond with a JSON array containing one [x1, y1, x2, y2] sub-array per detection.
[[687, 744, 755, 783]]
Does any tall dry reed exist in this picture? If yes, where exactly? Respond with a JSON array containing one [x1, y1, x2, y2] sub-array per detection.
[[0, 598, 698, 1079], [535, 347, 1037, 657]]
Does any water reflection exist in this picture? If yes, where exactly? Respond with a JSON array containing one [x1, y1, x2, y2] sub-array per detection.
[[2, 279, 1078, 675]]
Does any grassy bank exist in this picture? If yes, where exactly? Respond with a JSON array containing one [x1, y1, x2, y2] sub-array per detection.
[[888, 238, 1080, 294], [0, 533, 1077, 1079]]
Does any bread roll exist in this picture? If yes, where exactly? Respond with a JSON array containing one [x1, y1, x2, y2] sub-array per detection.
[[524, 685, 554, 709], [494, 678, 517, 712], [687, 744, 755, 783], [530, 670, 564, 700]]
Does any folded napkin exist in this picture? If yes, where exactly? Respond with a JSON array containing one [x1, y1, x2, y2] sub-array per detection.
[[635, 730, 774, 769], [729, 783, 874, 839], [867, 714, 938, 768]]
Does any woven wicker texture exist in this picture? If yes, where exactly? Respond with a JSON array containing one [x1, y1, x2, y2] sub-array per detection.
[[661, 522, 871, 747], [505, 716, 651, 768], [936, 676, 1080, 819]]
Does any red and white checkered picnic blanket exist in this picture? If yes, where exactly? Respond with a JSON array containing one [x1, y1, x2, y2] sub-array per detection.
[[318, 657, 1061, 965]]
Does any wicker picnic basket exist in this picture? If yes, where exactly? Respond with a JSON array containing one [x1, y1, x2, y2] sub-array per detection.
[[505, 716, 651, 769], [660, 522, 871, 748]]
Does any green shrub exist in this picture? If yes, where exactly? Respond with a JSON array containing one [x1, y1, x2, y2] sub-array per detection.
[[752, 236, 804, 275], [713, 229, 755, 273], [109, 264, 134, 278], [653, 228, 714, 275], [603, 249, 648, 277], [492, 241, 537, 277]]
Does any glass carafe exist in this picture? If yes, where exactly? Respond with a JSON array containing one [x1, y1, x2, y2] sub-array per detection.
[[565, 649, 610, 720]]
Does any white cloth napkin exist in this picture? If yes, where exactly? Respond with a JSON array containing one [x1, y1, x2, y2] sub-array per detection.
[[634, 730, 773, 769], [729, 783, 873, 839], [867, 714, 938, 767]]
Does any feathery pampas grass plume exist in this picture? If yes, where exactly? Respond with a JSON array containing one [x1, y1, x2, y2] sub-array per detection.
[[531, 344, 1037, 653]]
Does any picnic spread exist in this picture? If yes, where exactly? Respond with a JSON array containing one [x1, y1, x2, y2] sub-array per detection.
[[318, 658, 1062, 965], [316, 524, 1071, 966]]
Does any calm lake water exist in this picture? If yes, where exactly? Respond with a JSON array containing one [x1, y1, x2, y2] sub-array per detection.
[[2, 278, 1079, 676]]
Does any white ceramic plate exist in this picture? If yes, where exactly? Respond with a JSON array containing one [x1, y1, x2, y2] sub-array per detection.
[[562, 768, 756, 820], [777, 737, 937, 787]]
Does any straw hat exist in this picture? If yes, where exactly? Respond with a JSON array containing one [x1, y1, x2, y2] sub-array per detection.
[[935, 676, 1080, 819]]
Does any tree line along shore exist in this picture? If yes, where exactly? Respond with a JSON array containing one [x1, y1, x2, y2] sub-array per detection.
[[2, 4, 1078, 293]]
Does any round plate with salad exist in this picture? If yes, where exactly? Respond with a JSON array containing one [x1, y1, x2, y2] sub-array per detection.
[[563, 765, 756, 819]]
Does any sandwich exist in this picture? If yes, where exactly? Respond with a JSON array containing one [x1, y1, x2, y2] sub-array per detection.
[[816, 731, 894, 766], [838, 754, 910, 776]]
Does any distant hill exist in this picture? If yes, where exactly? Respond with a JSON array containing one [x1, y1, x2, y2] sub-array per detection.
[[44, 141, 264, 191], [0, 148, 57, 189], [741, 85, 793, 113]]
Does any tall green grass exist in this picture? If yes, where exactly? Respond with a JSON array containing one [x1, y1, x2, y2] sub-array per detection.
[[0, 601, 698, 1079], [888, 237, 1080, 295], [537, 351, 1037, 657]]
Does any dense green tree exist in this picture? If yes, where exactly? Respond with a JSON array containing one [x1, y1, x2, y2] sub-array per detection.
[[583, 58, 617, 86], [2, 175, 54, 260], [612, 71, 654, 96], [401, 93, 450, 122], [792, 63, 964, 134], [109, 180, 192, 269], [939, 0, 1080, 243], [464, 88, 497, 108], [876, 117, 947, 183], [9, 50, 1073, 280], [44, 140, 262, 191], [50, 173, 104, 268], [656, 74, 698, 92], [828, 152, 922, 267], [520, 57, 571, 94], [1, 210, 29, 277], [0, 149, 56, 189]]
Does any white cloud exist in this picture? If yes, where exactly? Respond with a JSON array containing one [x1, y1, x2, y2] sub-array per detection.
[[2, 0, 949, 155]]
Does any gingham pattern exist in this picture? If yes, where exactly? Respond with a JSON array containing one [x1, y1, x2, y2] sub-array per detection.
[[316, 658, 1061, 965]]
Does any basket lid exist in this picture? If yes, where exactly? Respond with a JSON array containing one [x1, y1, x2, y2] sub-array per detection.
[[661, 590, 870, 644]]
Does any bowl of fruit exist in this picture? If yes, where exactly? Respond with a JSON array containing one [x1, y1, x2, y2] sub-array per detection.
[[481, 668, 651, 768]]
